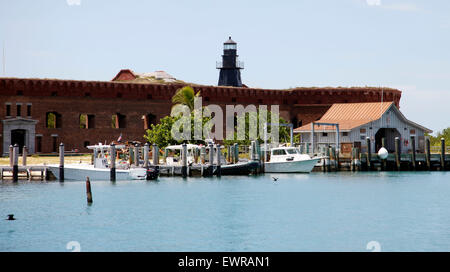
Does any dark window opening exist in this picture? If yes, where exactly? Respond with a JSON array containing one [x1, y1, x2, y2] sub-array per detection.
[[343, 132, 349, 137], [231, 97, 237, 102], [52, 137, 58, 153], [84, 141, 90, 148], [112, 113, 126, 129], [143, 114, 157, 130], [147, 94, 153, 100], [6, 104, 11, 116], [36, 136, 42, 153], [204, 97, 210, 102], [80, 114, 95, 129], [322, 132, 328, 137], [298, 120, 303, 127], [258, 99, 263, 104], [51, 91, 58, 96], [46, 112, 62, 128], [27, 105, 31, 116], [17, 90, 23, 96], [16, 105, 21, 117], [84, 92, 91, 97], [117, 93, 122, 98], [283, 99, 288, 105]]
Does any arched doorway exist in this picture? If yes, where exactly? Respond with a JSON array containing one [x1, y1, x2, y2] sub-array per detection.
[[11, 129, 26, 153], [375, 128, 401, 153]]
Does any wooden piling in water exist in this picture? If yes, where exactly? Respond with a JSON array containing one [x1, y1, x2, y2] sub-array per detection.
[[181, 143, 188, 178], [12, 144, 19, 182], [86, 177, 93, 204], [22, 146, 27, 166], [110, 143, 116, 181], [9, 145, 13, 167], [381, 137, 387, 171], [366, 137, 371, 171], [200, 146, 206, 164], [425, 138, 431, 170], [152, 144, 159, 166], [395, 137, 401, 170], [215, 144, 221, 177], [143, 143, 149, 168], [411, 136, 416, 170], [233, 143, 239, 164], [59, 143, 64, 181], [208, 143, 214, 176], [134, 144, 140, 167], [441, 138, 446, 171]]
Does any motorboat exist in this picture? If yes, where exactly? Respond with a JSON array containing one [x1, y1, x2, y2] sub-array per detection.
[[264, 147, 320, 173], [48, 144, 148, 181]]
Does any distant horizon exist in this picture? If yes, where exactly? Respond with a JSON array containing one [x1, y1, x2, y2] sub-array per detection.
[[1, 0, 449, 134]]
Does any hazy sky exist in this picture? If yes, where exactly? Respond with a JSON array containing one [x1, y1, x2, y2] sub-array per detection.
[[1, 0, 449, 133]]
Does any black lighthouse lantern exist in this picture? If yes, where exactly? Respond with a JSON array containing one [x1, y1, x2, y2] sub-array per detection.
[[217, 36, 244, 87]]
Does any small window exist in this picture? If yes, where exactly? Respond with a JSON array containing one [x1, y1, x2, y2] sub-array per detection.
[[112, 113, 126, 129], [272, 149, 287, 156], [16, 104, 21, 117], [117, 93, 122, 98], [143, 114, 157, 130], [404, 127, 407, 130], [80, 114, 95, 129], [410, 129, 416, 135], [231, 97, 237, 102], [360, 128, 366, 134], [343, 132, 349, 137], [17, 90, 23, 96], [322, 132, 328, 137], [204, 97, 210, 102], [257, 99, 263, 104], [46, 112, 62, 128], [147, 94, 153, 100], [84, 92, 91, 97], [52, 137, 58, 153], [360, 136, 366, 140], [51, 91, 58, 96], [6, 104, 11, 116], [84, 141, 90, 148], [27, 105, 32, 117], [283, 99, 288, 105]]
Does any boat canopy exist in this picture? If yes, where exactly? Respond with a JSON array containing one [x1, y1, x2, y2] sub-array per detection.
[[165, 144, 200, 150], [87, 144, 126, 150]]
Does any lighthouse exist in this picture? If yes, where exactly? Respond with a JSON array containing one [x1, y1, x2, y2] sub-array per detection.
[[217, 36, 244, 87]]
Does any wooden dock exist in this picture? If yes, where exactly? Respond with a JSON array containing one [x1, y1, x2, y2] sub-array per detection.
[[0, 166, 52, 180]]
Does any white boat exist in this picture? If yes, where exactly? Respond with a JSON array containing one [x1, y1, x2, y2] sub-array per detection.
[[164, 144, 199, 166], [48, 144, 147, 181], [264, 147, 320, 173]]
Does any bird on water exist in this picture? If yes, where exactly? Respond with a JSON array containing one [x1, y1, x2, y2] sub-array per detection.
[[272, 177, 279, 182], [6, 214, 16, 220]]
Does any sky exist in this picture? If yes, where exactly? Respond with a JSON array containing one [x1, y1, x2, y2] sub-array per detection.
[[0, 0, 449, 134]]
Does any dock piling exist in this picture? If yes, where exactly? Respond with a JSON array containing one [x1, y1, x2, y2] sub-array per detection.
[[22, 146, 27, 166], [366, 137, 371, 171], [181, 143, 187, 178], [441, 138, 446, 171], [411, 136, 416, 170], [9, 145, 13, 167], [425, 138, 431, 170], [110, 143, 116, 181], [200, 146, 206, 164], [12, 144, 19, 182], [215, 144, 221, 177], [86, 177, 93, 204], [233, 143, 239, 164], [152, 144, 159, 166], [208, 143, 214, 176], [59, 143, 64, 181], [134, 144, 139, 167], [143, 143, 149, 168], [395, 137, 401, 170], [381, 137, 387, 171]]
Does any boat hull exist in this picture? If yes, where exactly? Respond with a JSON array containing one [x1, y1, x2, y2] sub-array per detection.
[[48, 165, 147, 181], [219, 161, 260, 175], [264, 158, 319, 173]]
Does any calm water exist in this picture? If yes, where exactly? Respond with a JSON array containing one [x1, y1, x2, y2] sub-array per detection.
[[1, 172, 450, 252]]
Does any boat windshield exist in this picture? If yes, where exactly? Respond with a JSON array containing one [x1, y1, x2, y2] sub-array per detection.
[[285, 148, 298, 155], [272, 149, 287, 156]]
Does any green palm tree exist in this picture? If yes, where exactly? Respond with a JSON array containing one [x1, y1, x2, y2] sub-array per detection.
[[171, 86, 200, 111]]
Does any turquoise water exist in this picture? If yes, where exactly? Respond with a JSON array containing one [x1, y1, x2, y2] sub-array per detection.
[[1, 172, 450, 252]]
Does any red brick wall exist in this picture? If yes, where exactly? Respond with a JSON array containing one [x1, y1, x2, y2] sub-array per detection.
[[0, 77, 402, 154]]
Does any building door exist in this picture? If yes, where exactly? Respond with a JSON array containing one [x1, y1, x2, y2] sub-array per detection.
[[11, 129, 26, 153]]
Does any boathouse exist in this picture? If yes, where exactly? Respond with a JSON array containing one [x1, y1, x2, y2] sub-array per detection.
[[294, 102, 432, 154]]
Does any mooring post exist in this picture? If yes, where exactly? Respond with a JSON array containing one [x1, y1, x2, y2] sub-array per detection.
[[249, 141, 254, 161], [9, 145, 13, 167], [381, 137, 387, 171], [181, 143, 187, 178], [143, 143, 149, 168], [324, 146, 330, 172], [234, 143, 239, 164], [355, 147, 361, 171], [215, 145, 221, 177], [425, 138, 431, 170], [110, 143, 116, 181], [86, 177, 93, 204], [441, 138, 446, 171], [366, 137, 371, 170], [22, 146, 27, 166], [208, 143, 214, 176], [411, 136, 416, 170], [129, 146, 134, 165], [59, 143, 64, 181], [134, 144, 139, 167], [200, 146, 206, 164], [12, 144, 19, 182], [350, 147, 355, 171], [395, 137, 401, 170], [152, 144, 159, 166]]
